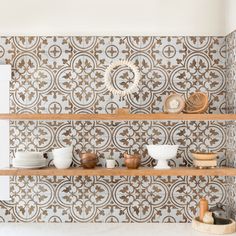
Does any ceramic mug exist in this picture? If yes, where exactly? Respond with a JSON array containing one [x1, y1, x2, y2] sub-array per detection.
[[106, 159, 116, 169]]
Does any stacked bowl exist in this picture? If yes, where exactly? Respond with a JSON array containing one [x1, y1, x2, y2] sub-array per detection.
[[13, 151, 46, 168], [52, 146, 73, 169], [191, 152, 217, 168]]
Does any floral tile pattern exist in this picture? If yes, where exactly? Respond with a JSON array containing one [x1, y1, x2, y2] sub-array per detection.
[[0, 175, 226, 223], [3, 36, 226, 114], [0, 36, 227, 222]]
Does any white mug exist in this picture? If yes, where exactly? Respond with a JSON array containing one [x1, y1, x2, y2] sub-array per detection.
[[106, 159, 116, 169]]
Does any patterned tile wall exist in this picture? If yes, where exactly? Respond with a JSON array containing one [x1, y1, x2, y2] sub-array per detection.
[[226, 30, 236, 220], [0, 36, 227, 222], [7, 36, 226, 114]]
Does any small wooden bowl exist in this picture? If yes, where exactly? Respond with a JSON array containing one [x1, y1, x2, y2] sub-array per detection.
[[184, 92, 208, 114], [164, 94, 185, 114], [124, 153, 141, 169], [192, 217, 236, 234], [80, 153, 97, 169], [191, 152, 218, 160]]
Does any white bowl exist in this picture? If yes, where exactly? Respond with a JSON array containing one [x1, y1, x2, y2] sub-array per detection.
[[53, 158, 72, 169], [52, 146, 73, 160], [52, 146, 73, 155], [53, 153, 73, 160], [146, 145, 179, 169]]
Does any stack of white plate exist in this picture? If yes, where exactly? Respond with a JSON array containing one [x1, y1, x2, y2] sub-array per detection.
[[13, 151, 46, 169]]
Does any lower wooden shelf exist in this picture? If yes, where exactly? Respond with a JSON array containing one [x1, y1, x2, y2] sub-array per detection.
[[0, 167, 235, 176]]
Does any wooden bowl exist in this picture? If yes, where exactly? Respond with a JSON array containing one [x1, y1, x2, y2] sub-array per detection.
[[184, 92, 208, 114], [191, 152, 218, 160], [124, 153, 141, 169], [192, 217, 236, 234], [164, 94, 185, 114], [80, 153, 97, 169]]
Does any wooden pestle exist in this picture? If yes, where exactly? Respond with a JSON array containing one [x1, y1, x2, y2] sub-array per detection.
[[199, 198, 209, 222]]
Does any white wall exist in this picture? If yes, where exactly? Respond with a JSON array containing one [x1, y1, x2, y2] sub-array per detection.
[[225, 0, 236, 35], [0, 0, 226, 36], [0, 65, 11, 201]]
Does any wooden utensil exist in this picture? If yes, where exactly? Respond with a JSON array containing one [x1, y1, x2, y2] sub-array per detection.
[[199, 198, 209, 222]]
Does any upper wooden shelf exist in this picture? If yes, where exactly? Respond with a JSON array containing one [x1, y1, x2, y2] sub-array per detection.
[[0, 167, 235, 176], [0, 113, 235, 121]]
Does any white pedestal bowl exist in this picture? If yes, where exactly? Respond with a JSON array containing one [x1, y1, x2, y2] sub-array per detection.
[[146, 145, 179, 169]]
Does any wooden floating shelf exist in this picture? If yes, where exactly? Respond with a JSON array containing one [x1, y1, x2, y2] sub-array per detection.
[[0, 167, 235, 176], [0, 113, 235, 121]]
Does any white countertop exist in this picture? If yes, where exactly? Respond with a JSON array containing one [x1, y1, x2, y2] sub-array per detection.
[[0, 223, 235, 236]]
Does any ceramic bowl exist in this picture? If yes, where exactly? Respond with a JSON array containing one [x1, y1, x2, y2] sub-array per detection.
[[52, 146, 73, 155], [52, 146, 73, 160], [191, 152, 218, 160], [53, 158, 72, 169], [53, 153, 73, 160], [146, 145, 179, 169]]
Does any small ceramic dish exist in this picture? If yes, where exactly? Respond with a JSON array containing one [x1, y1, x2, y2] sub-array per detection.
[[164, 94, 185, 114], [191, 152, 218, 160]]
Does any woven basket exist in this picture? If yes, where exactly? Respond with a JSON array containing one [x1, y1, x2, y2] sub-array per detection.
[[184, 92, 208, 114]]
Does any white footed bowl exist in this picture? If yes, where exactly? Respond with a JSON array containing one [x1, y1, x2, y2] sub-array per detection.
[[146, 145, 179, 169]]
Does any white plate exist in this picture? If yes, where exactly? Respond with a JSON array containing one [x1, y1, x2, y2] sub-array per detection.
[[13, 157, 46, 162], [12, 164, 46, 169], [14, 157, 46, 162], [14, 159, 46, 162], [15, 152, 44, 160], [13, 159, 46, 165], [13, 162, 46, 168]]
